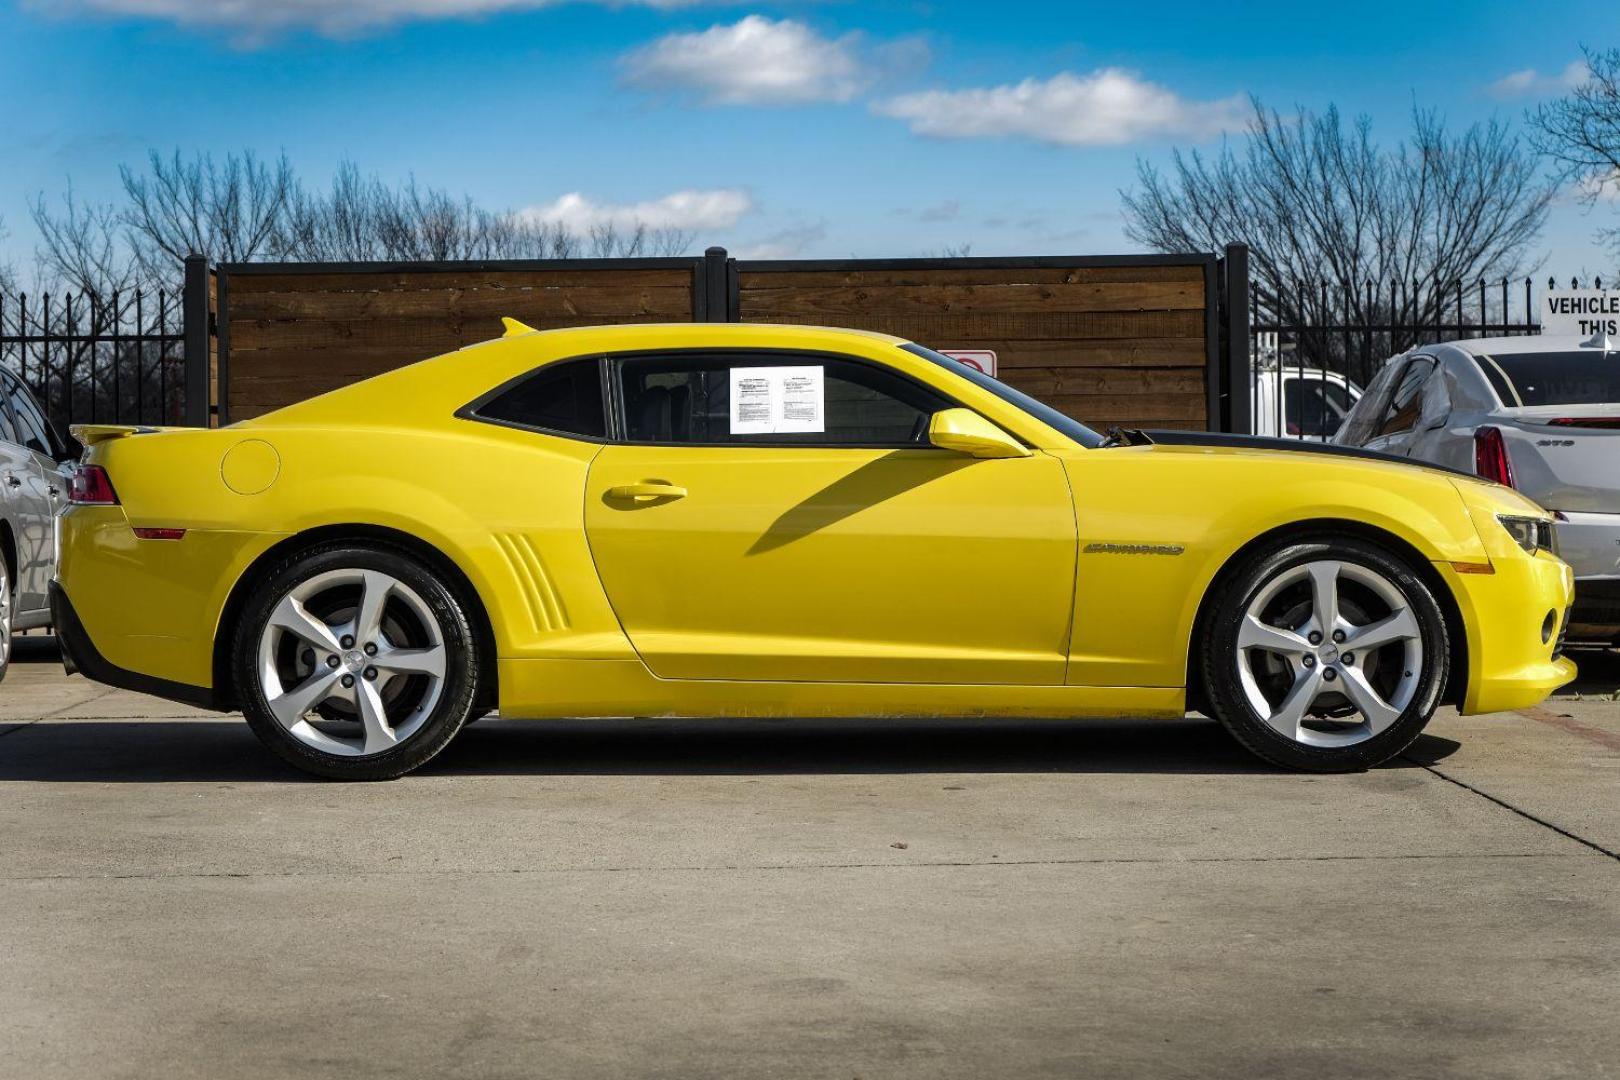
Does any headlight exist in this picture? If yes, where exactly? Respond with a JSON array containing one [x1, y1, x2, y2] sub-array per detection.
[[1497, 514, 1555, 555]]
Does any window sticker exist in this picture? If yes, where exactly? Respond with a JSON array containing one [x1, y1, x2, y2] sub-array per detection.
[[728, 366, 825, 435]]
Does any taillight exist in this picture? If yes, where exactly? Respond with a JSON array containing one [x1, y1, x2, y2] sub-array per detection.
[[1547, 417, 1620, 430], [1474, 426, 1515, 487], [69, 465, 119, 505]]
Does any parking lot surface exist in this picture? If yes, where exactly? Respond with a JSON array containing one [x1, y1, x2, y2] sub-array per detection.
[[2, 640, 1617, 1079]]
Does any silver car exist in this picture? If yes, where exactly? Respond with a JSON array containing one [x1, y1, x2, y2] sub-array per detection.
[[1334, 334, 1619, 640], [0, 369, 72, 679]]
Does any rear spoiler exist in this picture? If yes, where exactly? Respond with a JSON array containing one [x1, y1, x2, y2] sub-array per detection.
[[70, 424, 160, 446]]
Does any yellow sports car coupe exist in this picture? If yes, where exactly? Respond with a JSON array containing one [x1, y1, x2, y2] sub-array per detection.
[[55, 322, 1574, 779]]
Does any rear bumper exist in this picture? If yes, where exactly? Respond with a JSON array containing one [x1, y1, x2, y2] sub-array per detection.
[[1569, 577, 1620, 640], [51, 581, 221, 710], [1552, 510, 1620, 579]]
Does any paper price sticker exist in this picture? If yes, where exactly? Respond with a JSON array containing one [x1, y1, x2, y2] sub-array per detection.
[[729, 366, 825, 434]]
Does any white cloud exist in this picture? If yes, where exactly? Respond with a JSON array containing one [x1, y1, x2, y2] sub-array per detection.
[[875, 69, 1244, 146], [621, 15, 866, 105], [522, 189, 755, 233], [736, 222, 827, 259], [32, 0, 697, 39], [1575, 169, 1620, 203], [1487, 59, 1589, 99]]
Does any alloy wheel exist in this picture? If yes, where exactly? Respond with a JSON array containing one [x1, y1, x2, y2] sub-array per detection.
[[256, 568, 447, 757], [0, 569, 11, 671], [1235, 559, 1423, 748]]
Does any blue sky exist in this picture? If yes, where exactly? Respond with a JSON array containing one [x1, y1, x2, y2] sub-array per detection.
[[1, 0, 1615, 274]]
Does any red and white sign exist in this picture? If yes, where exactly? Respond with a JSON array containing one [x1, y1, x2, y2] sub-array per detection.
[[940, 349, 997, 377]]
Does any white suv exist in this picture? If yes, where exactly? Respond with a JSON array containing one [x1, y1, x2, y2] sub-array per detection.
[[0, 370, 74, 680]]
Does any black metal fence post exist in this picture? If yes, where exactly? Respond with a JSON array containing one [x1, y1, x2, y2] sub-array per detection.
[[701, 246, 731, 323], [1222, 243, 1251, 434], [182, 253, 210, 426]]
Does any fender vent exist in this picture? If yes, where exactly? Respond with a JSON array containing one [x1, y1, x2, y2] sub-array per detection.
[[493, 533, 570, 633]]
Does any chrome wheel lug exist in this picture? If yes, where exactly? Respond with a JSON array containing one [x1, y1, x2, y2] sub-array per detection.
[[341, 674, 355, 688], [340, 634, 355, 649], [1308, 631, 1323, 645], [326, 655, 340, 669], [1323, 668, 1338, 682], [1332, 629, 1346, 644], [363, 642, 377, 656], [363, 666, 377, 681], [1341, 652, 1355, 666], [1302, 655, 1317, 668]]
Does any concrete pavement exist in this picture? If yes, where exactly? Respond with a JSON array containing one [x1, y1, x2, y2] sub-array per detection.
[[1, 640, 1616, 1079]]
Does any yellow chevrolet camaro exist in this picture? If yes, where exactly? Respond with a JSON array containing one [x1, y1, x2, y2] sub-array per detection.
[[55, 322, 1574, 779]]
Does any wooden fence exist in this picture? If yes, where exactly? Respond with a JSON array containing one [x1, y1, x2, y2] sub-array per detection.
[[211, 247, 1249, 431]]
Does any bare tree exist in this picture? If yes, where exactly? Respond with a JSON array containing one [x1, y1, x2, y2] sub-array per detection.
[[1123, 100, 1555, 350], [119, 149, 297, 277], [0, 215, 16, 294], [1529, 46, 1620, 258], [278, 161, 693, 261]]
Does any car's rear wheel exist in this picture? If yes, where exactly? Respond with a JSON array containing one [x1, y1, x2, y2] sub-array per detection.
[[233, 543, 480, 780], [0, 547, 12, 685], [1201, 536, 1449, 772]]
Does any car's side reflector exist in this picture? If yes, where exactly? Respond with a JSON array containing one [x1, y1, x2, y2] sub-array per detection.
[[1450, 561, 1496, 575], [131, 528, 186, 541]]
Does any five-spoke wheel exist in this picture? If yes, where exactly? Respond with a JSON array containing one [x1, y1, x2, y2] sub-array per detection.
[[235, 544, 481, 780], [1203, 537, 1448, 771]]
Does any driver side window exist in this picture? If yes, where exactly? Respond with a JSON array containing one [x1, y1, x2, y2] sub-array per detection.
[[617, 353, 950, 447]]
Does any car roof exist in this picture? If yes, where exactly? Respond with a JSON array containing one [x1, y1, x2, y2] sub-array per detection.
[[495, 321, 910, 349], [1437, 334, 1610, 357]]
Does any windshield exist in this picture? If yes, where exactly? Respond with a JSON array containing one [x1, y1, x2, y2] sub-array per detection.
[[1473, 349, 1620, 407], [902, 344, 1106, 448]]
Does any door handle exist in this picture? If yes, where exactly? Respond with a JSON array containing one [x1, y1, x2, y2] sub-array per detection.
[[4, 474, 19, 488], [607, 481, 687, 501]]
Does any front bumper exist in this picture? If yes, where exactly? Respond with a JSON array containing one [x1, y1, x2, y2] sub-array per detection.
[[1440, 550, 1577, 715]]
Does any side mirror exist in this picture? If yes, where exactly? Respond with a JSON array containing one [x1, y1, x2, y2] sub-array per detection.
[[927, 408, 1031, 459]]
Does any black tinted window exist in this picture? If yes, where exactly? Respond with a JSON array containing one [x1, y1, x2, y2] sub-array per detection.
[[902, 344, 1105, 448], [618, 353, 948, 446], [0, 387, 18, 446], [5, 377, 53, 454], [1474, 350, 1620, 407], [475, 359, 605, 439]]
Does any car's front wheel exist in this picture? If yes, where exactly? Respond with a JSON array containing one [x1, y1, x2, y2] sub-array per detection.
[[1201, 536, 1450, 772], [233, 543, 481, 780]]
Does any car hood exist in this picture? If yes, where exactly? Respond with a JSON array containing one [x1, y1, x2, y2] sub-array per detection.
[[1123, 429, 1476, 479]]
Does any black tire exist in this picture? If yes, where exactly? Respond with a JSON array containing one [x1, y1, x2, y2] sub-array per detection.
[[1200, 535, 1450, 772], [233, 542, 481, 780]]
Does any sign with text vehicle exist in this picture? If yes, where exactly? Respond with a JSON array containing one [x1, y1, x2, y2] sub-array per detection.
[[1542, 290, 1620, 337]]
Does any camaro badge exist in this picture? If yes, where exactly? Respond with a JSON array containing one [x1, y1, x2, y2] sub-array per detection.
[[1083, 542, 1186, 556]]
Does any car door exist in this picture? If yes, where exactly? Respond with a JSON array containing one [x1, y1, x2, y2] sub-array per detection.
[[0, 374, 59, 615], [1360, 356, 1436, 456], [582, 350, 1078, 685]]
